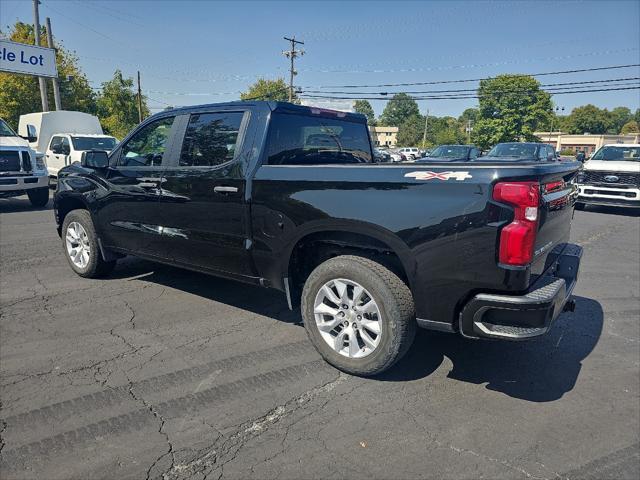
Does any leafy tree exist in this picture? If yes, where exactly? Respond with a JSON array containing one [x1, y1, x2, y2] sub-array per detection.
[[608, 107, 632, 133], [473, 75, 552, 149], [0, 22, 96, 128], [397, 115, 424, 146], [620, 120, 639, 134], [96, 70, 148, 139], [635, 108, 640, 124], [240, 78, 292, 102], [380, 93, 420, 127], [566, 104, 612, 134], [354, 100, 376, 125]]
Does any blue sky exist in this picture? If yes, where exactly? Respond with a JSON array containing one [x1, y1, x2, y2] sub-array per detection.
[[2, 0, 639, 117]]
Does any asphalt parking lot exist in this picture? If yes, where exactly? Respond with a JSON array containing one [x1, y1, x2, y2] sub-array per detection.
[[0, 196, 638, 480]]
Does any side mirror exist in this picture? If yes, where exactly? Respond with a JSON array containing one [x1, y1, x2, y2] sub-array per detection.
[[23, 124, 37, 143], [81, 150, 109, 168], [576, 152, 586, 162], [62, 144, 71, 155], [51, 144, 62, 154]]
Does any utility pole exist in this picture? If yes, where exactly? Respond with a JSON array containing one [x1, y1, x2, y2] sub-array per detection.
[[282, 36, 304, 103], [137, 71, 143, 123], [422, 109, 429, 146], [45, 17, 62, 110], [33, 0, 49, 111]]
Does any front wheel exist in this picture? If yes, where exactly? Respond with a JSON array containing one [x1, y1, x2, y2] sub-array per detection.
[[301, 255, 416, 376], [62, 209, 116, 278], [27, 187, 49, 207]]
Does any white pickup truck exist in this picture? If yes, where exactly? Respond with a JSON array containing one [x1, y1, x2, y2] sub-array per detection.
[[0, 118, 49, 207], [18, 111, 116, 178], [576, 144, 640, 209]]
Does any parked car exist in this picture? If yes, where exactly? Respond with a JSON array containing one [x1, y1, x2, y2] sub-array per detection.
[[54, 101, 582, 376], [373, 148, 392, 163], [416, 144, 480, 162], [575, 144, 640, 209], [482, 142, 559, 162], [387, 150, 404, 162], [398, 147, 420, 160], [18, 111, 116, 178], [0, 118, 50, 206], [45, 134, 117, 177]]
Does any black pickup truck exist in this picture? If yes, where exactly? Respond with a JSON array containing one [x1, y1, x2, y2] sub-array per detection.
[[54, 101, 583, 376]]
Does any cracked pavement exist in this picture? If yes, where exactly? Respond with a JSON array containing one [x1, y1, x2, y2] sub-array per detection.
[[1, 196, 639, 479]]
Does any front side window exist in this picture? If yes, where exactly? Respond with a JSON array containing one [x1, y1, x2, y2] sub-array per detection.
[[591, 145, 640, 161], [267, 113, 372, 165], [179, 112, 244, 167], [118, 116, 175, 167], [49, 136, 64, 151]]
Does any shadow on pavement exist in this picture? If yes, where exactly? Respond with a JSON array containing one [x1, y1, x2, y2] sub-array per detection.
[[580, 205, 640, 217], [108, 257, 302, 325], [106, 257, 603, 400], [379, 296, 603, 402], [0, 196, 53, 214]]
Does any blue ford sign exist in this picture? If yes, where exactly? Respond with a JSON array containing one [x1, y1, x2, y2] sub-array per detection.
[[0, 39, 58, 78]]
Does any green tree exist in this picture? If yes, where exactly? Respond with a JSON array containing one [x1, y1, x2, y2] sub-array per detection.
[[0, 22, 96, 128], [354, 100, 376, 125], [620, 120, 639, 134], [397, 115, 424, 146], [566, 104, 611, 134], [380, 93, 420, 127], [635, 108, 640, 124], [473, 74, 552, 149], [608, 106, 632, 133], [240, 78, 292, 102], [96, 70, 148, 139]]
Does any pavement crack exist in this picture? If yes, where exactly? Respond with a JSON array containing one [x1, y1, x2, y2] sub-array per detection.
[[164, 372, 347, 479]]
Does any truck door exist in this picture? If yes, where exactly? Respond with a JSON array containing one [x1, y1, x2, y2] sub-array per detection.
[[97, 115, 178, 257], [46, 136, 70, 175], [157, 110, 254, 277]]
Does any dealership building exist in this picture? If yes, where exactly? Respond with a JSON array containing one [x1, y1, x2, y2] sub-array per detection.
[[536, 132, 640, 155], [369, 126, 399, 148]]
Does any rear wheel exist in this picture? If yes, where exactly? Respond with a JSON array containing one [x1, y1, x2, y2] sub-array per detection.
[[27, 187, 49, 207], [62, 209, 116, 278], [301, 255, 416, 376]]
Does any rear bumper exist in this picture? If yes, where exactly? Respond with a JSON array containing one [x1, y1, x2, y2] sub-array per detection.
[[459, 243, 582, 340]]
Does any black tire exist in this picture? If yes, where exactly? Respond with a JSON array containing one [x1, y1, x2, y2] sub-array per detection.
[[575, 202, 585, 211], [61, 209, 116, 278], [301, 255, 416, 376], [27, 187, 49, 207]]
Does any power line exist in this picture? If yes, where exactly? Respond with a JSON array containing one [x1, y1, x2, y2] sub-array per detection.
[[304, 77, 640, 95], [299, 84, 640, 101], [306, 63, 640, 89]]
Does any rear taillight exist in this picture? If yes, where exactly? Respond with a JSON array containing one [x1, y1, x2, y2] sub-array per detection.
[[493, 181, 540, 266]]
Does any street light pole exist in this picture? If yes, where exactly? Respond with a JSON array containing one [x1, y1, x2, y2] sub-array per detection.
[[45, 17, 62, 110]]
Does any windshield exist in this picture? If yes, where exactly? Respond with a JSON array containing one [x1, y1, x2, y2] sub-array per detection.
[[590, 146, 640, 162], [71, 136, 116, 151], [487, 143, 538, 158], [429, 145, 469, 158], [0, 119, 17, 137]]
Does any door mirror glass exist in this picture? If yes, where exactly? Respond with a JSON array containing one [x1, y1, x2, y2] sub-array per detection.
[[25, 124, 37, 143], [81, 150, 109, 168]]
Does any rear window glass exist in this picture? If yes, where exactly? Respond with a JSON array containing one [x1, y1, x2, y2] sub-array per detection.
[[266, 113, 372, 165]]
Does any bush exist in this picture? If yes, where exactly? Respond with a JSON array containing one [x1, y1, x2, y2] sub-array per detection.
[[559, 149, 575, 156]]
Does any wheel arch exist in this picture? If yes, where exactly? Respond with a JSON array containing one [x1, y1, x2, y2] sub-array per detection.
[[284, 222, 415, 306]]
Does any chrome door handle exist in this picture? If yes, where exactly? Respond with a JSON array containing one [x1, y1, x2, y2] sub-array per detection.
[[138, 181, 159, 188], [213, 186, 238, 193]]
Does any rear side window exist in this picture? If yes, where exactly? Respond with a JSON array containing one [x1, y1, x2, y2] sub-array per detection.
[[267, 113, 372, 165], [179, 112, 244, 167]]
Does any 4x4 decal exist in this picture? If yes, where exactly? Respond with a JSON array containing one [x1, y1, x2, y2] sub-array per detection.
[[405, 171, 472, 181]]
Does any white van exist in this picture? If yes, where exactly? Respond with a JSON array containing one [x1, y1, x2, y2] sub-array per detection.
[[18, 111, 116, 177]]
